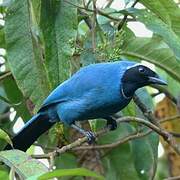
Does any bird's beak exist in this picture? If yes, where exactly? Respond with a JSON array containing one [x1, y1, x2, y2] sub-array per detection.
[[148, 76, 167, 85]]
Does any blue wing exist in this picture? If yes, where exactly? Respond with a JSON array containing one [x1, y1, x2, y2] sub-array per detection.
[[39, 60, 136, 114]]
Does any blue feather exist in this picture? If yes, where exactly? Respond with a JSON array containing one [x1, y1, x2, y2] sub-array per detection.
[[40, 60, 136, 124]]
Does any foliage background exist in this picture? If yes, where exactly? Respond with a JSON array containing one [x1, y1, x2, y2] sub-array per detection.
[[0, 0, 180, 179]]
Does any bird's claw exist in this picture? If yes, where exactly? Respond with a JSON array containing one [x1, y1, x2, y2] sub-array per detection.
[[85, 131, 96, 144], [106, 120, 117, 131]]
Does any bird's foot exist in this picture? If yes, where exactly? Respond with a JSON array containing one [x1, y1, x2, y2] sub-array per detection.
[[106, 119, 117, 131], [85, 131, 96, 144]]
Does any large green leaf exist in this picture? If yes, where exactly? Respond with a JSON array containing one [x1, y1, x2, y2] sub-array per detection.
[[121, 89, 158, 180], [0, 150, 48, 179], [131, 133, 158, 180], [3, 75, 31, 120], [140, 0, 171, 25], [5, 0, 51, 111], [99, 124, 139, 180], [131, 89, 158, 180], [127, 8, 180, 60], [156, 67, 180, 97], [38, 168, 104, 180], [40, 0, 78, 88], [140, 0, 180, 37], [120, 36, 180, 82]]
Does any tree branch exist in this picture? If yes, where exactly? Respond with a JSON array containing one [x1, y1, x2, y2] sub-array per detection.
[[117, 0, 139, 30], [164, 176, 180, 180], [133, 94, 160, 126], [32, 115, 180, 159], [133, 94, 180, 154], [0, 71, 12, 81], [160, 115, 180, 123], [92, 0, 97, 52], [73, 130, 152, 150], [64, 0, 122, 21]]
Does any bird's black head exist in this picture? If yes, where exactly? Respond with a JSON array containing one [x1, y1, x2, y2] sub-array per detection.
[[121, 64, 167, 98]]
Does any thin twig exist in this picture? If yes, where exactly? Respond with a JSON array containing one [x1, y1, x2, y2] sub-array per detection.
[[164, 176, 180, 180], [133, 94, 180, 154], [64, 0, 121, 21], [117, 0, 139, 30], [106, 0, 114, 7], [133, 94, 160, 126], [32, 127, 109, 159], [32, 115, 180, 159], [78, 9, 92, 29], [73, 130, 152, 150], [169, 132, 180, 138], [92, 0, 97, 52], [160, 115, 180, 123], [160, 115, 180, 138], [0, 71, 12, 81]]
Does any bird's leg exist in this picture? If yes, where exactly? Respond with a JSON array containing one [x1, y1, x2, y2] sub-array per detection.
[[104, 116, 117, 131], [71, 123, 96, 144]]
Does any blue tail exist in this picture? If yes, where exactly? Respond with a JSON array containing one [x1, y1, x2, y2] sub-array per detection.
[[4, 113, 55, 151]]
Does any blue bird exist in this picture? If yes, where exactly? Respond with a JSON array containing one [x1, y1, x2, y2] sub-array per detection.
[[5, 60, 166, 151]]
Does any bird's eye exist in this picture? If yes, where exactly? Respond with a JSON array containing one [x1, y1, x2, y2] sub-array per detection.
[[139, 67, 145, 73]]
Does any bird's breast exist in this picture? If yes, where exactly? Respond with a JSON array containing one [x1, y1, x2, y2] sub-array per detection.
[[79, 97, 131, 120]]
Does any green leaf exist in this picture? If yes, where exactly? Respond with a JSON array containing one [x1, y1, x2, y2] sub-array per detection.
[[5, 0, 51, 111], [0, 27, 5, 48], [140, 0, 171, 25], [130, 89, 158, 180], [141, 0, 180, 37], [120, 36, 180, 82], [131, 132, 159, 180], [0, 150, 48, 179], [2, 75, 31, 120], [0, 128, 12, 146], [0, 94, 11, 105], [98, 124, 140, 180], [38, 168, 104, 180], [156, 67, 180, 97], [98, 88, 158, 180], [40, 0, 78, 88], [0, 165, 9, 180], [55, 153, 79, 169], [127, 8, 180, 60]]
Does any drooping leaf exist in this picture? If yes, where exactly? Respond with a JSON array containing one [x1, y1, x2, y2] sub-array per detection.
[[55, 153, 79, 169], [120, 36, 180, 82], [2, 75, 31, 120], [40, 0, 78, 88], [140, 0, 171, 25], [141, 0, 180, 37], [38, 168, 104, 180], [131, 132, 159, 180], [0, 150, 48, 179], [99, 124, 140, 180], [5, 0, 51, 112], [126, 8, 180, 60], [125, 8, 180, 59], [156, 67, 180, 97]]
